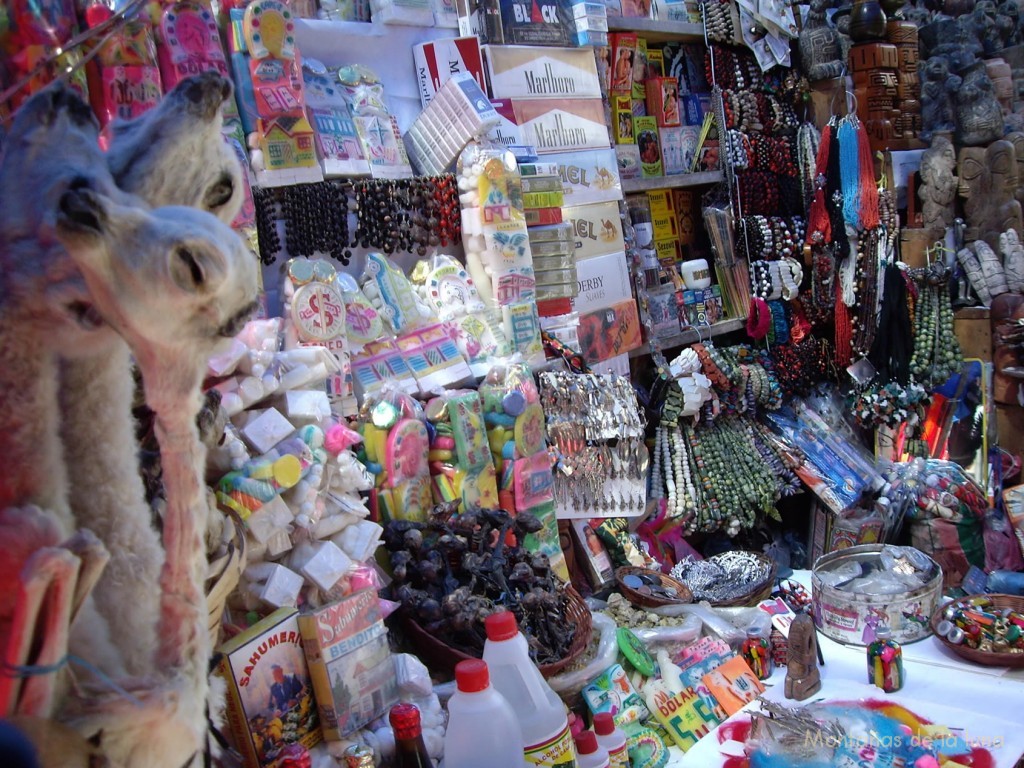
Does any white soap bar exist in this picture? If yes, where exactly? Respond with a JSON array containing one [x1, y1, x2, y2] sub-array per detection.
[[279, 361, 330, 392], [284, 389, 332, 423], [240, 408, 295, 454], [208, 337, 248, 378], [301, 540, 353, 591], [266, 529, 294, 558], [246, 495, 294, 545], [334, 519, 383, 564], [260, 563, 304, 608], [312, 510, 358, 540]]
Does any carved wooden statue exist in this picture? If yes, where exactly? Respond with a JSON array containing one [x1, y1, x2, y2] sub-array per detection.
[[799, 0, 847, 82], [958, 145, 990, 243], [986, 139, 1024, 249], [785, 614, 822, 701], [919, 135, 958, 235], [919, 55, 960, 140], [1007, 131, 1024, 215], [954, 66, 1005, 147]]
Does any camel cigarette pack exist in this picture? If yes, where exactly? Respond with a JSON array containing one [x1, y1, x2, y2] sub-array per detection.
[[494, 98, 610, 154], [298, 588, 399, 740], [412, 37, 486, 106], [548, 147, 618, 204], [564, 200, 625, 260], [484, 45, 602, 99], [217, 607, 322, 768]]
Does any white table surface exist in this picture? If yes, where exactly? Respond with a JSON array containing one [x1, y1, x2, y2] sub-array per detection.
[[666, 570, 1024, 767]]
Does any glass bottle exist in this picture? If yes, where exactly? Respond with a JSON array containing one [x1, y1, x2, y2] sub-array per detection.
[[866, 626, 904, 693], [741, 627, 773, 681], [389, 703, 432, 768]]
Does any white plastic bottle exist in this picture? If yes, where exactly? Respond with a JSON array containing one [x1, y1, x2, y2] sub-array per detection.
[[592, 713, 628, 768], [482, 611, 579, 768], [443, 659, 525, 768], [574, 731, 610, 768]]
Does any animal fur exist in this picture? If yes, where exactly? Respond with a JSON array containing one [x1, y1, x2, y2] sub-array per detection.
[[53, 151, 258, 768], [58, 72, 245, 675], [1, 83, 257, 766], [0, 84, 137, 685]]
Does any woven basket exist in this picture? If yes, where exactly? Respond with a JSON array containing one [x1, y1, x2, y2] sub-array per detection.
[[205, 512, 247, 646], [615, 567, 694, 608], [710, 552, 777, 607], [930, 593, 1024, 668], [674, 551, 777, 608], [401, 585, 593, 679]]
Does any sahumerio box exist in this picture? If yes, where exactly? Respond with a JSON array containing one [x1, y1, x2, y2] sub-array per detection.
[[484, 45, 601, 99]]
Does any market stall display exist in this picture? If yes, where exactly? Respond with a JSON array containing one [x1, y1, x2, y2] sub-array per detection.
[[3, 0, 1024, 766]]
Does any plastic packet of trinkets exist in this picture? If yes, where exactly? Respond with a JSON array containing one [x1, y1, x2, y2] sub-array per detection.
[[847, 356, 877, 386]]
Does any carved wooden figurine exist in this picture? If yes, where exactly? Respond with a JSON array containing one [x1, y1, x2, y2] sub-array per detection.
[[954, 66, 1005, 147], [958, 145, 990, 243], [799, 0, 847, 82], [785, 614, 822, 701], [919, 135, 958, 236]]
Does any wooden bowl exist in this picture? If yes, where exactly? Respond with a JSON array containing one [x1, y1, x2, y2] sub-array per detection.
[[615, 567, 694, 608], [400, 585, 593, 678], [930, 593, 1024, 668]]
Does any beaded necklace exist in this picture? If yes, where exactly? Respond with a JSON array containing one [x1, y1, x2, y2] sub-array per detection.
[[806, 120, 834, 246], [838, 117, 862, 230], [909, 264, 962, 389], [797, 122, 821, 212]]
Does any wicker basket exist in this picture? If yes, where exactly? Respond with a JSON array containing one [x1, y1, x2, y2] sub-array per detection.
[[929, 593, 1024, 668], [673, 551, 777, 608], [205, 511, 247, 646], [401, 585, 593, 679], [615, 567, 694, 608], [710, 552, 777, 607]]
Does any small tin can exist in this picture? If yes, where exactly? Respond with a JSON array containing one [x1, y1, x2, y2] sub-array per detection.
[[343, 745, 375, 767]]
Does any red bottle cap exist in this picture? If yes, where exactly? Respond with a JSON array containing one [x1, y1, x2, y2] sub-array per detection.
[[389, 703, 422, 740], [593, 712, 616, 736], [85, 2, 113, 28], [485, 610, 519, 642], [575, 731, 599, 755], [454, 659, 490, 693]]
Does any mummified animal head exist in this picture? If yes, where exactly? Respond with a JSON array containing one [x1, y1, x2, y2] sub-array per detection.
[[54, 184, 258, 403], [0, 81, 112, 240], [106, 71, 244, 223], [0, 82, 148, 347]]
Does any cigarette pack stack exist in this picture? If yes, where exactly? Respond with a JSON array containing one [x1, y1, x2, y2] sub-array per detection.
[[404, 72, 500, 175]]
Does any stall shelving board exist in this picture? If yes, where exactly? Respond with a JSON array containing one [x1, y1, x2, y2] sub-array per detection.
[[607, 16, 705, 43], [621, 170, 723, 194]]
